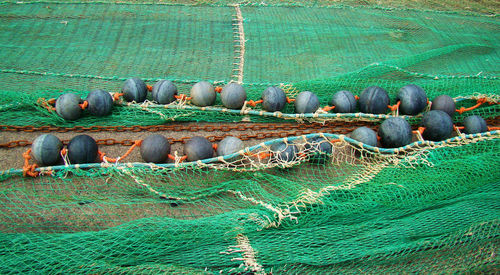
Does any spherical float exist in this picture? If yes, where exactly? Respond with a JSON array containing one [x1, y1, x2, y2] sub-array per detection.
[[295, 91, 320, 114], [152, 80, 177, 104], [397, 84, 427, 115], [140, 134, 171, 163], [221, 83, 247, 109], [67, 134, 98, 164], [330, 90, 356, 113], [359, 86, 390, 114], [378, 117, 412, 148], [463, 115, 487, 134], [190, 81, 216, 107], [32, 134, 63, 166], [122, 77, 148, 103], [350, 127, 378, 147], [262, 86, 286, 112], [431, 95, 455, 117], [184, 136, 213, 161], [86, 89, 113, 116], [217, 136, 244, 157], [56, 93, 82, 120], [270, 142, 299, 163], [304, 136, 332, 163], [421, 110, 453, 141]]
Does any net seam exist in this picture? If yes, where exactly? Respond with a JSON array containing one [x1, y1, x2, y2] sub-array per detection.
[[231, 4, 245, 84], [3, 1, 497, 17], [221, 233, 265, 275]]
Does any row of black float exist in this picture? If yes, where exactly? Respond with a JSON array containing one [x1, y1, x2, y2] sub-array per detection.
[[29, 113, 489, 168], [52, 78, 465, 120]]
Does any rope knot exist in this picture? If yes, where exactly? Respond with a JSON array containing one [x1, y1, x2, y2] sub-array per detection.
[[388, 101, 401, 112], [22, 149, 39, 177]]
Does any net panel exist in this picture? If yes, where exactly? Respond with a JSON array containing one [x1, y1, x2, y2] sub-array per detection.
[[0, 2, 498, 125], [0, 132, 499, 273]]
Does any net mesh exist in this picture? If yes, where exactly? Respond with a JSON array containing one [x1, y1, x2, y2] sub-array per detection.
[[1, 132, 499, 273], [0, 1, 499, 125], [0, 1, 499, 273]]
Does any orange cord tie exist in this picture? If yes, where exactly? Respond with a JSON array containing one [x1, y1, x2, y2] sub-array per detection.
[[215, 86, 222, 93], [256, 152, 272, 160], [38, 98, 56, 112], [488, 127, 500, 131], [99, 140, 142, 163], [212, 143, 218, 151], [246, 99, 263, 107], [388, 101, 401, 112], [456, 98, 487, 114], [322, 105, 336, 112], [22, 148, 39, 177], [113, 93, 124, 101], [412, 127, 426, 141], [174, 94, 192, 101], [168, 154, 188, 162], [146, 85, 153, 92], [79, 100, 88, 110], [453, 125, 464, 135], [354, 95, 360, 100], [286, 97, 295, 104]]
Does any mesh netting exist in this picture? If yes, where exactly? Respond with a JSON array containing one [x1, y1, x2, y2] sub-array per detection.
[[0, 2, 499, 125], [1, 132, 499, 273], [0, 1, 499, 273]]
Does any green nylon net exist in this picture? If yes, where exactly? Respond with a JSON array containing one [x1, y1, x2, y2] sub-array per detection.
[[0, 1, 499, 273], [0, 1, 499, 126]]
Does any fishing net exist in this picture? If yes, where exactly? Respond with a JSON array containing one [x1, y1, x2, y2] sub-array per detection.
[[1, 132, 499, 273], [0, 1, 499, 126], [0, 0, 499, 273]]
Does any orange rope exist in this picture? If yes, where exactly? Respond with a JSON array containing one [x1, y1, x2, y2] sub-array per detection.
[[79, 100, 88, 110], [38, 98, 56, 112], [212, 143, 218, 151], [454, 126, 464, 130], [168, 154, 188, 162], [247, 99, 263, 107], [388, 101, 401, 112], [256, 152, 272, 160], [488, 127, 500, 131], [113, 93, 124, 101], [286, 97, 295, 104], [456, 98, 487, 114], [22, 149, 39, 177], [298, 152, 307, 158], [146, 85, 153, 92], [175, 94, 192, 101], [417, 127, 426, 135], [322, 105, 336, 112], [99, 140, 142, 163], [354, 95, 359, 100], [215, 86, 222, 93]]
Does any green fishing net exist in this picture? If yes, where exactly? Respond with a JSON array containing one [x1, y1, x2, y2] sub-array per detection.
[[0, 1, 498, 273]]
